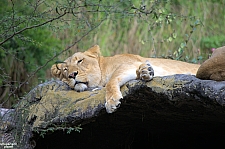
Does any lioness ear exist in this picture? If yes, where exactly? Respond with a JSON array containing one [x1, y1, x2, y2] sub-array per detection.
[[84, 45, 101, 58]]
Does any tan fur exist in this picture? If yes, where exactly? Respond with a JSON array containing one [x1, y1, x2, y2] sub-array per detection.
[[51, 45, 200, 113], [196, 46, 225, 81]]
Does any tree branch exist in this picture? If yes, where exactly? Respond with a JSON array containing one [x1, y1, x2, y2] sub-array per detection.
[[0, 12, 67, 46]]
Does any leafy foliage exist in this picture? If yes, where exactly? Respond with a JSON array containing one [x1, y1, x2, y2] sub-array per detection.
[[34, 124, 82, 138], [0, 0, 63, 107], [201, 35, 225, 51]]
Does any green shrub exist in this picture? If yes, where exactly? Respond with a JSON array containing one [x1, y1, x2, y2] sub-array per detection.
[[200, 35, 225, 51]]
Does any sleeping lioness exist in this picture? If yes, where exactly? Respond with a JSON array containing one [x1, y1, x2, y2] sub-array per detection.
[[51, 45, 200, 113]]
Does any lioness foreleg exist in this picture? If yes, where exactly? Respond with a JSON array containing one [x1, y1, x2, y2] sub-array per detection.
[[105, 67, 137, 113]]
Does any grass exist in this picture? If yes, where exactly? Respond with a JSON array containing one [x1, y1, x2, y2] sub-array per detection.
[[59, 0, 225, 64]]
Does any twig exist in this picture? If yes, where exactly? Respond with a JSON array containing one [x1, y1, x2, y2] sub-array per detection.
[[0, 12, 67, 46]]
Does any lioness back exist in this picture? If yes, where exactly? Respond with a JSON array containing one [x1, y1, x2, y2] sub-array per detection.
[[145, 58, 200, 76], [99, 54, 200, 76]]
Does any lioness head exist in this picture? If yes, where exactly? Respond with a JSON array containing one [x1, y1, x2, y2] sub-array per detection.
[[51, 45, 102, 91]]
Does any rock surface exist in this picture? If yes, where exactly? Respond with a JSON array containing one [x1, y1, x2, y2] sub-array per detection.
[[26, 75, 225, 130], [3, 74, 225, 149], [196, 46, 225, 81]]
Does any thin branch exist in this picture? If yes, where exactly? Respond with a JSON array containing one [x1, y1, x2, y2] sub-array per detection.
[[11, 0, 15, 34], [0, 12, 67, 46]]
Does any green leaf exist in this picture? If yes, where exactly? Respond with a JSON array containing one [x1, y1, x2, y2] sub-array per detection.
[[178, 47, 183, 53], [172, 33, 177, 39], [180, 42, 186, 48], [168, 37, 173, 42]]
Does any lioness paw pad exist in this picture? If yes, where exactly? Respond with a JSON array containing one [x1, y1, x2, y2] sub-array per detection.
[[138, 60, 154, 81]]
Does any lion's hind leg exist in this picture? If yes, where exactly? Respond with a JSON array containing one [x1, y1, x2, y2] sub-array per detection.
[[136, 60, 154, 81]]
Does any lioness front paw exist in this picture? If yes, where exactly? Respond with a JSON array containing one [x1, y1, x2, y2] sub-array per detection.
[[105, 92, 122, 113], [51, 64, 62, 78], [74, 83, 88, 92], [137, 60, 154, 81], [105, 99, 121, 113]]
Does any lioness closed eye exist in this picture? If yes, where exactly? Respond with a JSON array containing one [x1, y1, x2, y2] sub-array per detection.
[[51, 45, 200, 113]]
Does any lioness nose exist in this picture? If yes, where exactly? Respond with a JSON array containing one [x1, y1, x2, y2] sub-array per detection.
[[69, 71, 78, 79]]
